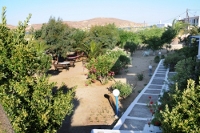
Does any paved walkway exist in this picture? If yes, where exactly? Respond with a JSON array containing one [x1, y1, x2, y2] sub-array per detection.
[[91, 59, 169, 133]]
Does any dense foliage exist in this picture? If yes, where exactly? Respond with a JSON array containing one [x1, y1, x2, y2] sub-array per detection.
[[161, 79, 200, 133], [86, 50, 130, 84], [171, 57, 200, 89], [35, 17, 73, 57], [154, 55, 160, 63], [164, 43, 198, 71], [76, 41, 107, 60], [123, 41, 138, 54], [140, 27, 164, 52], [87, 24, 120, 49], [151, 32, 200, 133], [111, 81, 134, 98], [118, 30, 141, 48], [0, 7, 75, 133]]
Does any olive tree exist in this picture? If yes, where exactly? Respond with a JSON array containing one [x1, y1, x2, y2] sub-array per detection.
[[38, 17, 73, 57]]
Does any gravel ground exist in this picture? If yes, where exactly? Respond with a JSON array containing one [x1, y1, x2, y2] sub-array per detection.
[[0, 105, 14, 133]]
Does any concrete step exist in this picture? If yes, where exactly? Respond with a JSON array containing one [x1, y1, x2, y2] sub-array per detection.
[[91, 129, 143, 133]]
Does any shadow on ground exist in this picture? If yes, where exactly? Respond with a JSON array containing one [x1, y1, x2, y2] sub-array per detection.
[[46, 70, 62, 76], [57, 92, 118, 133], [60, 124, 116, 133], [104, 94, 116, 114]]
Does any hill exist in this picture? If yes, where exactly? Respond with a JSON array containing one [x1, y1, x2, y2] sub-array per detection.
[[7, 17, 144, 31], [63, 17, 144, 29]]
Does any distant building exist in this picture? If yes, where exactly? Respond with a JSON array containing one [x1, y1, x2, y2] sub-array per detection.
[[156, 23, 172, 28], [156, 20, 171, 28], [179, 16, 200, 27]]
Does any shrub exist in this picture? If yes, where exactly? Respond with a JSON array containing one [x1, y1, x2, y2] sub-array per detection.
[[124, 41, 137, 54], [172, 57, 197, 90], [160, 79, 200, 132], [86, 50, 130, 84], [112, 81, 133, 98], [161, 54, 165, 59], [154, 55, 160, 63], [163, 46, 198, 71], [137, 73, 144, 81], [163, 52, 184, 71]]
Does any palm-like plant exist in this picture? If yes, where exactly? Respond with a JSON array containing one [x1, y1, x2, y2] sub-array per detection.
[[171, 19, 188, 36], [76, 41, 107, 60]]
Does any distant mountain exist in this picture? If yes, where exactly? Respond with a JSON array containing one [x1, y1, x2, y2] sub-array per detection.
[[7, 17, 144, 31], [7, 24, 16, 29], [63, 17, 144, 29]]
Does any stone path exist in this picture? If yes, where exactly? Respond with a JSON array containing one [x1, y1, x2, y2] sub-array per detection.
[[91, 59, 169, 133]]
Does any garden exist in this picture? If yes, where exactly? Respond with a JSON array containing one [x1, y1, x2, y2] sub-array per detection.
[[1, 6, 200, 133]]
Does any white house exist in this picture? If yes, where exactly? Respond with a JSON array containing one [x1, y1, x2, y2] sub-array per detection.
[[156, 20, 172, 28], [180, 16, 200, 27]]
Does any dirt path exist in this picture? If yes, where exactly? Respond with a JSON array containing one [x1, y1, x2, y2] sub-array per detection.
[[49, 49, 167, 133]]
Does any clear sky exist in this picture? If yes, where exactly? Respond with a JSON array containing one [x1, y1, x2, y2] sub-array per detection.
[[0, 0, 199, 26]]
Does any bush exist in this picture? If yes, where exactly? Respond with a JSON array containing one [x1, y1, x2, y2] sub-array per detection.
[[160, 79, 200, 132], [163, 52, 184, 71], [172, 57, 197, 90], [137, 73, 144, 81], [112, 81, 134, 98], [86, 50, 130, 84], [124, 41, 137, 54], [154, 56, 160, 63], [161, 54, 165, 59], [163, 46, 198, 71]]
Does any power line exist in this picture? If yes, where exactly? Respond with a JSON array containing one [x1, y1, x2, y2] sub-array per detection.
[[159, 9, 200, 24], [162, 11, 186, 23], [189, 9, 200, 11], [145, 9, 199, 25], [146, 11, 186, 25], [189, 11, 197, 16]]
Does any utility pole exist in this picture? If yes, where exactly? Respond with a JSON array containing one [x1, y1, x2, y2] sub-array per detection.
[[186, 8, 190, 31], [186, 8, 189, 23]]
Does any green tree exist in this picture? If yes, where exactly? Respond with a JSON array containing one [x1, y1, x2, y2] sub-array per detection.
[[40, 17, 73, 57], [140, 27, 164, 52], [118, 30, 141, 48], [34, 28, 42, 40], [88, 24, 120, 49], [161, 26, 176, 45], [69, 28, 87, 49], [0, 7, 75, 133], [162, 19, 188, 47]]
